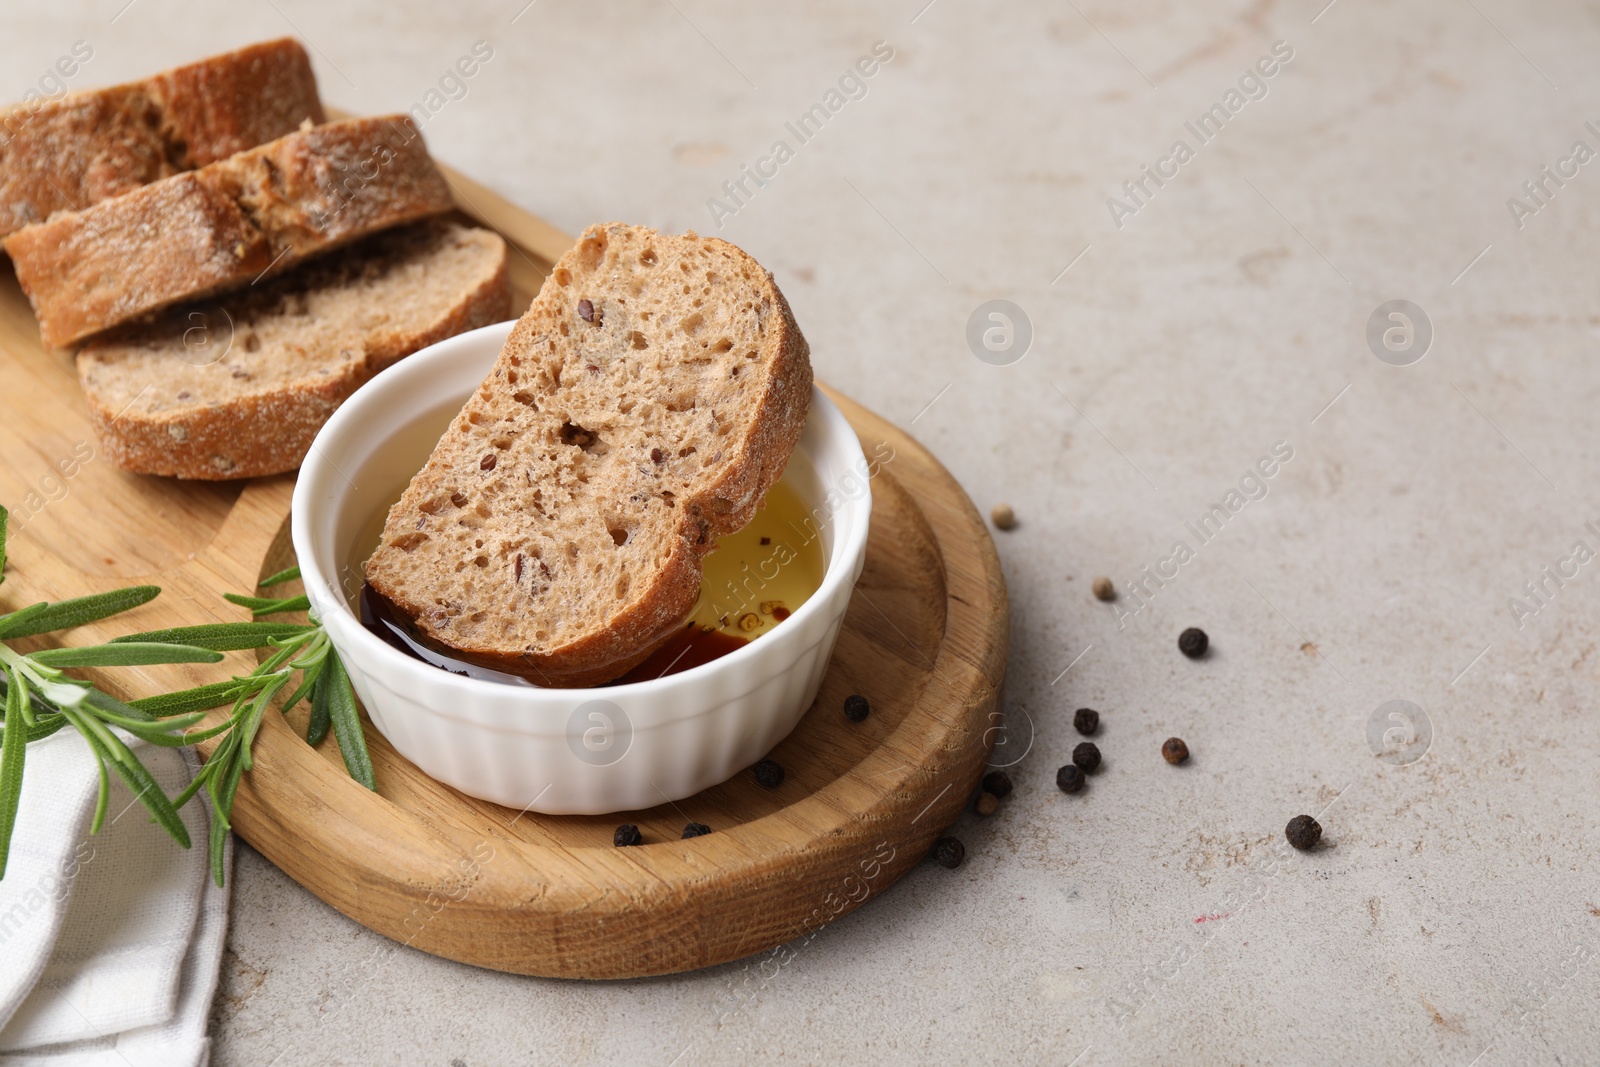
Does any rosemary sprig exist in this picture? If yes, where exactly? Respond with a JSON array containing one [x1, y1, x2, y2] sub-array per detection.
[[156, 614, 369, 885], [0, 505, 375, 886], [117, 563, 375, 886]]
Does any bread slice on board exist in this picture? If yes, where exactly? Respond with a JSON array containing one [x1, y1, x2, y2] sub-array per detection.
[[76, 220, 509, 480], [364, 222, 812, 687], [5, 114, 453, 348], [0, 38, 323, 239]]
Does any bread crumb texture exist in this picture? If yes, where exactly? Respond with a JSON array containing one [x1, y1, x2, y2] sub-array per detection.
[[365, 222, 812, 686], [76, 220, 509, 479]]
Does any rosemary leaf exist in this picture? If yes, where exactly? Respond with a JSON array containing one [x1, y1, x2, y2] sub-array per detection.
[[173, 756, 219, 810], [213, 734, 247, 828], [221, 593, 278, 611], [81, 686, 158, 724], [128, 680, 250, 718], [173, 767, 208, 809], [324, 653, 374, 790], [0, 586, 161, 639], [114, 727, 205, 750], [306, 663, 332, 747], [257, 595, 310, 618], [66, 710, 190, 849], [176, 718, 238, 745], [89, 755, 109, 836], [278, 660, 324, 719], [258, 565, 301, 589], [238, 675, 287, 774], [0, 603, 49, 636], [208, 729, 240, 806], [208, 794, 229, 888], [29, 642, 224, 669], [111, 621, 311, 652], [86, 703, 206, 742], [223, 593, 311, 618], [80, 688, 205, 745], [73, 710, 130, 767], [0, 666, 28, 879], [223, 592, 291, 611]]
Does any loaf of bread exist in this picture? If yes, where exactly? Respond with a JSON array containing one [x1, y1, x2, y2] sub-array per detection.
[[5, 115, 454, 348], [0, 38, 323, 239], [364, 223, 812, 686], [76, 220, 509, 480]]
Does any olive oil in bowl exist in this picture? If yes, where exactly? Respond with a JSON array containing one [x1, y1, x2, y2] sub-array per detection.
[[349, 466, 826, 687]]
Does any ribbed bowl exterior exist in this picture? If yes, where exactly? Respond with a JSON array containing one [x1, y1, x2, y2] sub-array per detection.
[[293, 321, 871, 814]]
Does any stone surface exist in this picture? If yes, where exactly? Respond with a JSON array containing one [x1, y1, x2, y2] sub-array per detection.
[[9, 1, 1600, 1063]]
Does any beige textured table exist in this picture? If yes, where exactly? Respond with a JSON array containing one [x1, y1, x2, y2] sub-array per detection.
[[7, 2, 1600, 1063]]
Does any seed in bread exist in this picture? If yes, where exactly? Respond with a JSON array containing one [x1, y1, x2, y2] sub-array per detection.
[[76, 220, 509, 480], [5, 114, 454, 348], [0, 38, 323, 239], [364, 222, 813, 687]]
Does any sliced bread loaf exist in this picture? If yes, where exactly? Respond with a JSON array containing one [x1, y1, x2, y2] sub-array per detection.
[[6, 114, 453, 348], [363, 222, 812, 687], [76, 219, 509, 480], [0, 38, 323, 239]]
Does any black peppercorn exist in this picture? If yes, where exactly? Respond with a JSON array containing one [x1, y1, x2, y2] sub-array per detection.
[[1073, 707, 1099, 735], [613, 824, 642, 847], [1178, 627, 1209, 658], [1073, 741, 1102, 773], [932, 836, 965, 868], [981, 770, 1013, 798], [753, 759, 785, 788], [1056, 764, 1085, 794], [1286, 814, 1321, 851], [1162, 737, 1189, 764], [843, 694, 870, 722], [682, 822, 712, 838]]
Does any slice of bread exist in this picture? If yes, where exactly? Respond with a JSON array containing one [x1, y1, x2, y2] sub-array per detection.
[[76, 220, 509, 480], [363, 222, 812, 687], [5, 115, 453, 348], [0, 38, 323, 239]]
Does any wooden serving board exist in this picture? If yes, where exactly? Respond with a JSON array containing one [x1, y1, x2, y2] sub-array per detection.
[[0, 168, 1008, 979]]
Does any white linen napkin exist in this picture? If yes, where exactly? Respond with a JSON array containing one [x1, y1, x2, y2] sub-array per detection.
[[0, 732, 229, 1067]]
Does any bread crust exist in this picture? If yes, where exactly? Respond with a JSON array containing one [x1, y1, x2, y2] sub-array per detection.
[[6, 115, 453, 348], [76, 222, 510, 480], [0, 38, 323, 239], [364, 223, 813, 687]]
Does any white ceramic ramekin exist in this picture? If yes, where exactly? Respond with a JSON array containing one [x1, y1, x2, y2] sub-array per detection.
[[291, 321, 871, 814]]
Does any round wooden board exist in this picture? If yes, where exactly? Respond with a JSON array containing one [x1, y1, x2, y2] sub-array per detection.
[[0, 148, 1008, 977], [236, 387, 1007, 978]]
